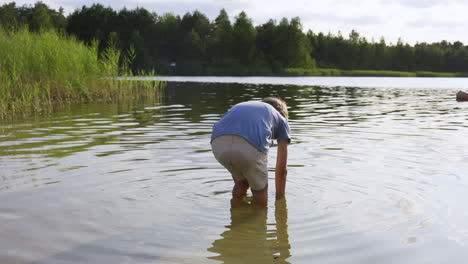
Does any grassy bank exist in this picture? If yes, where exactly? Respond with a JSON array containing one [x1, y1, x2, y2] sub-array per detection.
[[284, 68, 468, 77], [0, 28, 163, 120]]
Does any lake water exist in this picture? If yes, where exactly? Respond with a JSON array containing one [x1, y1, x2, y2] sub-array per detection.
[[1, 76, 468, 263]]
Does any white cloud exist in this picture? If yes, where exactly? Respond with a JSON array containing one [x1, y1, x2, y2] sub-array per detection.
[[380, 0, 441, 8]]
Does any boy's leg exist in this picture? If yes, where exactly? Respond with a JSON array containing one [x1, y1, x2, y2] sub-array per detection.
[[231, 177, 249, 207], [212, 135, 248, 203], [232, 177, 249, 198], [251, 184, 268, 208]]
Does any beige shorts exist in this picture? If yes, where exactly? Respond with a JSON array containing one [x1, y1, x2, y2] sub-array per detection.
[[211, 135, 268, 191]]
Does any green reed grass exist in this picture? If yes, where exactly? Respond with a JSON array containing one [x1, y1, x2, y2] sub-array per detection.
[[0, 28, 163, 119], [414, 71, 468, 77], [284, 67, 468, 78], [283, 68, 320, 76], [340, 70, 416, 77]]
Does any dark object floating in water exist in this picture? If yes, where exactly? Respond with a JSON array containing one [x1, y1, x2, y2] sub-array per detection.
[[456, 91, 468, 101]]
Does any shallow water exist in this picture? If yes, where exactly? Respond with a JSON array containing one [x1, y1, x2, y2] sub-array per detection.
[[1, 77, 468, 263]]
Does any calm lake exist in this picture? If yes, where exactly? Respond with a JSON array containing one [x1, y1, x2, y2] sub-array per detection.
[[1, 76, 468, 263]]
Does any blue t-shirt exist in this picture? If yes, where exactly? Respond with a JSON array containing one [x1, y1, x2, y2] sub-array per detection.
[[211, 101, 291, 153]]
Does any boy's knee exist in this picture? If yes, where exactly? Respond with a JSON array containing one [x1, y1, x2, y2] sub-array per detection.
[[232, 179, 249, 198], [251, 184, 268, 207]]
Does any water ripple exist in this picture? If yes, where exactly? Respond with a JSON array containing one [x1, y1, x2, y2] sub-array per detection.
[[2, 81, 468, 263]]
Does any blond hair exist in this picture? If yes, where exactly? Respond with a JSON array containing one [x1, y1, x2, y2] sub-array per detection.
[[262, 97, 288, 119]]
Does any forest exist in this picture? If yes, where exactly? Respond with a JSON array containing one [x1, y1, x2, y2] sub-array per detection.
[[1, 2, 468, 76]]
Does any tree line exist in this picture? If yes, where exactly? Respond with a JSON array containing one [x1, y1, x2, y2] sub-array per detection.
[[1, 2, 468, 75]]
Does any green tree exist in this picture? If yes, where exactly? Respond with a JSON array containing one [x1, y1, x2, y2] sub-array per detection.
[[178, 10, 210, 73], [272, 17, 314, 68], [0, 3, 20, 30], [232, 11, 256, 65], [373, 37, 389, 70], [66, 4, 118, 45], [9, 4, 467, 75], [152, 13, 182, 73], [180, 11, 211, 41], [256, 19, 278, 69], [116, 7, 156, 71], [208, 9, 233, 62], [30, 2, 52, 32]]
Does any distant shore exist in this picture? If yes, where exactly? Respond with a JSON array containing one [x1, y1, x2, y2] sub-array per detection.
[[282, 68, 468, 78], [163, 68, 468, 78]]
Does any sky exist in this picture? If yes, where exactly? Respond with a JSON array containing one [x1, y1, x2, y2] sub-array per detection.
[[3, 0, 468, 45]]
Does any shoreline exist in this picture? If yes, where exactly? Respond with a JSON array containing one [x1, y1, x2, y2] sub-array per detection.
[[156, 68, 468, 78], [283, 68, 468, 78]]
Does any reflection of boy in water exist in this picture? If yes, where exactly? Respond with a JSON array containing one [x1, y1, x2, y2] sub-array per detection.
[[207, 199, 291, 263], [211, 97, 291, 207]]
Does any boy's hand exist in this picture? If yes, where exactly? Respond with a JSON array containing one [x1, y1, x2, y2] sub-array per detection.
[[275, 139, 288, 199]]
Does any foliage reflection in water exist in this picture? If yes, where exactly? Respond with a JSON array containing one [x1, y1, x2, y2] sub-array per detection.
[[0, 79, 468, 263]]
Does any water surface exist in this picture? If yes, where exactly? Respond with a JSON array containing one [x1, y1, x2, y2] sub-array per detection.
[[1, 77, 468, 263], [153, 75, 468, 89]]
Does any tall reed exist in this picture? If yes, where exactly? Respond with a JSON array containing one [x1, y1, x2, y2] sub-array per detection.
[[0, 28, 163, 119], [284, 67, 468, 77]]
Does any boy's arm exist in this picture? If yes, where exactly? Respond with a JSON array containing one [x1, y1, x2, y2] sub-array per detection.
[[275, 139, 289, 200]]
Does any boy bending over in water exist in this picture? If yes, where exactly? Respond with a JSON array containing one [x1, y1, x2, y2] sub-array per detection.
[[211, 97, 291, 207]]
